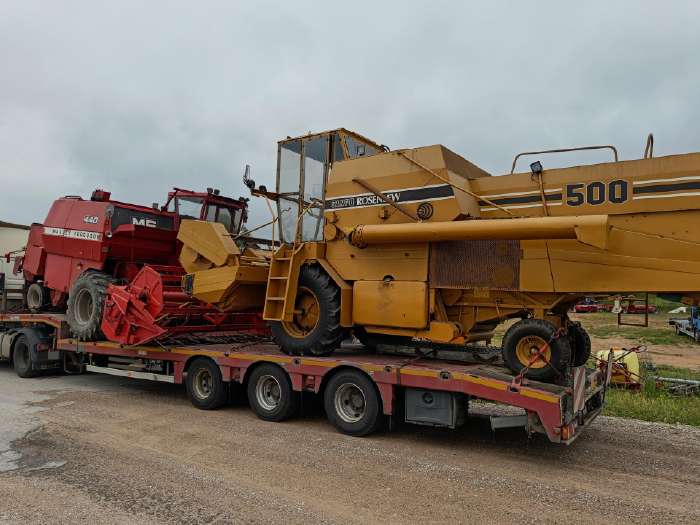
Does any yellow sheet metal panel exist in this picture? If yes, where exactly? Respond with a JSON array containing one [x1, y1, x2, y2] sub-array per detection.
[[177, 219, 239, 270], [325, 241, 428, 282], [326, 145, 467, 226], [470, 152, 700, 218], [189, 265, 239, 303], [353, 280, 428, 329]]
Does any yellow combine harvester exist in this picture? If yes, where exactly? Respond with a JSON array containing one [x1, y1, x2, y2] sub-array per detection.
[[179, 129, 700, 380]]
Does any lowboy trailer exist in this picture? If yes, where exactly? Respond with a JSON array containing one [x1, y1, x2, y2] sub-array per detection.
[[0, 312, 612, 444]]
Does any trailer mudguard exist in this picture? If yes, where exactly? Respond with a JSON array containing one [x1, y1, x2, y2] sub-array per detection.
[[0, 330, 20, 360]]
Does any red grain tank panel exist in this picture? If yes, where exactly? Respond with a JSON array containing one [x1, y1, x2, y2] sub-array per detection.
[[108, 224, 178, 265], [43, 198, 109, 264], [21, 224, 46, 280]]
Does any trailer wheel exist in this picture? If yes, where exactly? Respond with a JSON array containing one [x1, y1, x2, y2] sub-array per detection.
[[270, 265, 344, 357], [501, 319, 572, 381], [13, 335, 39, 378], [66, 271, 113, 341], [26, 283, 50, 312], [324, 369, 383, 436], [186, 358, 228, 410], [247, 363, 299, 421], [569, 323, 592, 367]]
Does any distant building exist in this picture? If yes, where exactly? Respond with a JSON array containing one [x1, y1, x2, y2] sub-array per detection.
[[0, 220, 30, 308]]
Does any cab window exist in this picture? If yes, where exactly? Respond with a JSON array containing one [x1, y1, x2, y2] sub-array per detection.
[[277, 139, 302, 242], [176, 196, 204, 220], [344, 135, 379, 159], [204, 204, 243, 234], [301, 136, 327, 242]]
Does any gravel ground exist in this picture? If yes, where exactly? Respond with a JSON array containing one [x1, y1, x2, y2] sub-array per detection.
[[0, 365, 699, 524]]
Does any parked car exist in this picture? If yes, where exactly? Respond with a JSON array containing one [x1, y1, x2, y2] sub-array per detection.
[[574, 297, 612, 313], [620, 297, 657, 314]]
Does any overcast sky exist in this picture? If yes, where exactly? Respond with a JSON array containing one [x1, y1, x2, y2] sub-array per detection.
[[1, 1, 699, 229]]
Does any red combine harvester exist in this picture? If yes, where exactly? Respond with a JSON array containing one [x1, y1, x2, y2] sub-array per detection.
[[18, 187, 265, 345]]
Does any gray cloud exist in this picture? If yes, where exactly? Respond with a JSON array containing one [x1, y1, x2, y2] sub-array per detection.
[[1, 1, 699, 229]]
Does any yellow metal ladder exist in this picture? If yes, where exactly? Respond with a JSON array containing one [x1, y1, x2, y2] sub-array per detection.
[[263, 244, 300, 321]]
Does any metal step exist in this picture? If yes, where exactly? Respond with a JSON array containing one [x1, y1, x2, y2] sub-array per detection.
[[85, 365, 174, 383]]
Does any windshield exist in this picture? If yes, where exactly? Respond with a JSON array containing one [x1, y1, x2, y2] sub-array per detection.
[[177, 196, 204, 220], [205, 204, 244, 234]]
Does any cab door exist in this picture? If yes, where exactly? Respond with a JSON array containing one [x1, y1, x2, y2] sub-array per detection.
[[276, 139, 302, 243], [300, 135, 329, 242], [276, 134, 332, 244]]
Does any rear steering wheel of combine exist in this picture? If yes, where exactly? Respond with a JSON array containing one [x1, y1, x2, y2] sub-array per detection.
[[186, 358, 228, 410], [501, 319, 572, 381], [270, 265, 344, 357], [569, 322, 592, 367], [66, 270, 113, 341]]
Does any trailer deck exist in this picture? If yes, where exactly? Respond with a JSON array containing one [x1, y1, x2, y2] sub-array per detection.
[[0, 313, 611, 444]]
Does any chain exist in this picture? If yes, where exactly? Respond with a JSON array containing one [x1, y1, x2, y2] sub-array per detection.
[[511, 327, 567, 388]]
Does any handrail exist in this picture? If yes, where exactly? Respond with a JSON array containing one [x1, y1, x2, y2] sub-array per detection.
[[510, 145, 619, 174], [293, 199, 323, 245], [644, 133, 654, 159], [352, 177, 419, 221]]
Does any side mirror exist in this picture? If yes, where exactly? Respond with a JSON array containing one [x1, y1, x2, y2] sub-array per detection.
[[243, 164, 255, 190]]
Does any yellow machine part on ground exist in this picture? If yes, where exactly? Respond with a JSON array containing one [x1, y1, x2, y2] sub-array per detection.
[[596, 348, 641, 385]]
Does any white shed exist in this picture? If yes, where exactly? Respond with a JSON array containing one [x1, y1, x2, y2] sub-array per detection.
[[0, 220, 30, 308]]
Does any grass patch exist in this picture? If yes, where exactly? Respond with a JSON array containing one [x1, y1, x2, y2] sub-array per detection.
[[586, 324, 681, 345], [603, 389, 700, 426], [602, 365, 700, 426], [573, 311, 684, 345], [649, 295, 687, 313], [654, 365, 700, 381]]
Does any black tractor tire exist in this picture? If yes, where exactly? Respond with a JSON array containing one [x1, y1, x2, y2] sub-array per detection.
[[569, 322, 592, 367], [185, 358, 228, 410], [25, 283, 50, 313], [270, 265, 344, 357], [247, 363, 300, 422], [501, 319, 572, 381], [324, 369, 384, 437], [66, 271, 113, 341], [12, 334, 39, 378]]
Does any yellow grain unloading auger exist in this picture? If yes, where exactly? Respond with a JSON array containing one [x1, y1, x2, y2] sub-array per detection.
[[179, 129, 700, 380]]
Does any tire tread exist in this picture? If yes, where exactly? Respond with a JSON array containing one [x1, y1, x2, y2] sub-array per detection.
[[501, 318, 572, 381], [66, 270, 114, 341], [270, 265, 344, 357]]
